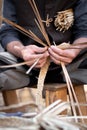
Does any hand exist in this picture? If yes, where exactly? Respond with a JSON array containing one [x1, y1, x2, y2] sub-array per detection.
[[48, 45, 81, 65], [20, 45, 49, 68]]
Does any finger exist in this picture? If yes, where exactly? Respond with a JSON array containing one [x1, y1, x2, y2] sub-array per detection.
[[50, 54, 72, 64], [23, 52, 47, 62], [25, 53, 47, 66], [25, 59, 38, 66], [35, 61, 46, 68], [49, 48, 72, 64], [35, 47, 48, 54], [49, 46, 73, 58], [35, 58, 47, 68]]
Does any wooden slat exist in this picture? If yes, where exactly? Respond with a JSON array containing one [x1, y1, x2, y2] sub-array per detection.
[[74, 85, 87, 115], [45, 84, 67, 114], [0, 101, 36, 113], [2, 90, 19, 106], [74, 85, 87, 123]]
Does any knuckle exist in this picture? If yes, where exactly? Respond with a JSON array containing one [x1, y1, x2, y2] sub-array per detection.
[[59, 50, 63, 55], [54, 60, 59, 65], [68, 59, 73, 63], [71, 52, 76, 58]]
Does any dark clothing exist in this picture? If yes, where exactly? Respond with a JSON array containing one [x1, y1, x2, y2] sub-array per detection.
[[0, 0, 87, 90], [1, 0, 87, 49]]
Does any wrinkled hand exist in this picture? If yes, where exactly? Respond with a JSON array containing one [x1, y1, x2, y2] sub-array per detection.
[[20, 45, 49, 68], [48, 45, 81, 65]]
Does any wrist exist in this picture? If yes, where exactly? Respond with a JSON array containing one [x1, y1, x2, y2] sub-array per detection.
[[7, 41, 24, 58], [14, 45, 24, 59]]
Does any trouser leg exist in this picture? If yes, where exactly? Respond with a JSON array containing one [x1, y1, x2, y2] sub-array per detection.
[[62, 50, 87, 84], [0, 68, 30, 90], [0, 52, 30, 90]]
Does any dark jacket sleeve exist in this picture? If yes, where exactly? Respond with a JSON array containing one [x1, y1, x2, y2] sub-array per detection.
[[73, 0, 87, 40], [0, 0, 21, 49]]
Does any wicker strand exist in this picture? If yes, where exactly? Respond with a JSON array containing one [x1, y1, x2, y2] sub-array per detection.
[[36, 58, 50, 109]]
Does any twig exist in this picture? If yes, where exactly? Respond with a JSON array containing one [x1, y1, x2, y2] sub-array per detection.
[[26, 58, 40, 74], [35, 100, 62, 120], [61, 62, 84, 123], [61, 62, 78, 122], [0, 16, 46, 47], [29, 0, 51, 46]]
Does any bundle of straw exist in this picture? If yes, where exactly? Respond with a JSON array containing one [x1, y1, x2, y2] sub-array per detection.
[[0, 100, 87, 129]]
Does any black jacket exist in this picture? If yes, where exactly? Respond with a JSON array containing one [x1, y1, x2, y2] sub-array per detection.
[[1, 0, 87, 48]]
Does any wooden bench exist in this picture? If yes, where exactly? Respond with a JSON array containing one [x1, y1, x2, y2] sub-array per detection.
[[2, 90, 19, 106], [45, 83, 87, 117], [1, 84, 87, 116]]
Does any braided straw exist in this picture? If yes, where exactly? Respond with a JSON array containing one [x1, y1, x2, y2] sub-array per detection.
[[36, 58, 50, 108]]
